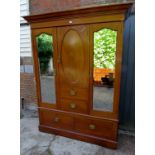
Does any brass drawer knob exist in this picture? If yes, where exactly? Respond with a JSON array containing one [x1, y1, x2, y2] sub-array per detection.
[[89, 124, 96, 130], [69, 90, 76, 96], [54, 117, 59, 123], [69, 103, 76, 109]]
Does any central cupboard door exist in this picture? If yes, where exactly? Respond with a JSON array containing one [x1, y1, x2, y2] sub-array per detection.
[[57, 25, 90, 114]]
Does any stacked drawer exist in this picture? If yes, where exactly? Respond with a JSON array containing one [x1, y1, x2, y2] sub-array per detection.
[[60, 86, 89, 114], [40, 109, 74, 130], [39, 108, 118, 141]]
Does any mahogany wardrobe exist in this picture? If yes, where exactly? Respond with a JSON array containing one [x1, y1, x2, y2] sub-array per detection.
[[24, 2, 132, 149]]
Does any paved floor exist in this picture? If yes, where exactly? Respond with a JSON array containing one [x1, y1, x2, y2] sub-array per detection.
[[40, 76, 56, 103], [93, 86, 113, 111], [20, 108, 135, 155]]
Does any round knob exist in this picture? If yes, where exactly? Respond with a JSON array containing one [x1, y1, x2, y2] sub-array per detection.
[[69, 103, 76, 109], [89, 124, 96, 130], [69, 20, 73, 24], [54, 117, 59, 123], [69, 90, 76, 96]]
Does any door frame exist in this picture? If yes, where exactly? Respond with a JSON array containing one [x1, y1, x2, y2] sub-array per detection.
[[89, 22, 124, 119]]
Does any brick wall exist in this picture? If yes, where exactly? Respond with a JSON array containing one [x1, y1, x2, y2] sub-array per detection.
[[20, 57, 33, 65], [94, 68, 115, 82], [20, 73, 37, 104], [20, 57, 37, 104], [29, 0, 134, 15]]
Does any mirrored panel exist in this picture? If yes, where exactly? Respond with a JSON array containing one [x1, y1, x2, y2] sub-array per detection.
[[93, 28, 117, 112], [36, 33, 56, 104]]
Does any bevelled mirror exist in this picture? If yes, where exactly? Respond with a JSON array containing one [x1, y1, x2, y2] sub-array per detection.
[[36, 33, 56, 104], [93, 28, 117, 112]]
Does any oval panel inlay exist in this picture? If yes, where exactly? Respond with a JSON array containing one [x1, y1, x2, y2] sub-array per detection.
[[61, 30, 84, 83]]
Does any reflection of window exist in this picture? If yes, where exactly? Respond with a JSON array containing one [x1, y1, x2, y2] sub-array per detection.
[[36, 33, 53, 75], [94, 28, 117, 69]]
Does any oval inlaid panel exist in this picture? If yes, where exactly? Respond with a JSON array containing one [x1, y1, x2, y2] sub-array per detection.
[[61, 30, 84, 83]]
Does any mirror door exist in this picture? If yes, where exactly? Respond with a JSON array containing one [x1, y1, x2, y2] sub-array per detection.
[[32, 28, 58, 108], [90, 22, 123, 118]]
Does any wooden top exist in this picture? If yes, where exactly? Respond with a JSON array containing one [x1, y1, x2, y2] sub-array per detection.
[[24, 2, 133, 23]]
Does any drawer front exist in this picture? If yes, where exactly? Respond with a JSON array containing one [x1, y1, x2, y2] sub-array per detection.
[[60, 87, 88, 100], [75, 117, 117, 140], [40, 109, 74, 130], [60, 99, 88, 114]]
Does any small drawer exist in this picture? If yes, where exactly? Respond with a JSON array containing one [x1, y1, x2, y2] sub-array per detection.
[[60, 99, 88, 114], [60, 87, 88, 100], [40, 109, 74, 130], [75, 117, 117, 140]]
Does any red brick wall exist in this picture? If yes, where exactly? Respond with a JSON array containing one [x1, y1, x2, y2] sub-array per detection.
[[20, 57, 37, 104], [20, 73, 37, 104], [94, 68, 115, 82], [30, 0, 134, 15]]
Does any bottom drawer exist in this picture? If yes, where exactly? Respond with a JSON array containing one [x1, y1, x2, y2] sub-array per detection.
[[39, 109, 118, 141], [75, 117, 117, 140], [40, 109, 74, 130]]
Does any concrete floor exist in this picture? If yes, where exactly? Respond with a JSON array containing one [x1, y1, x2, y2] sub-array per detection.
[[20, 107, 135, 155], [93, 86, 113, 111], [40, 76, 56, 103]]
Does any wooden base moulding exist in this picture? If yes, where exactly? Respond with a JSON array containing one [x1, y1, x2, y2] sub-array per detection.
[[39, 125, 118, 149]]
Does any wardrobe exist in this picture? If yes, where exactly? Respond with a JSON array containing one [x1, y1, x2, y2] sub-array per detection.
[[24, 2, 132, 149]]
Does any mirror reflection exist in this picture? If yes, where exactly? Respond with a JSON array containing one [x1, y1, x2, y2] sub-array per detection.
[[93, 28, 117, 111], [36, 33, 56, 104]]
